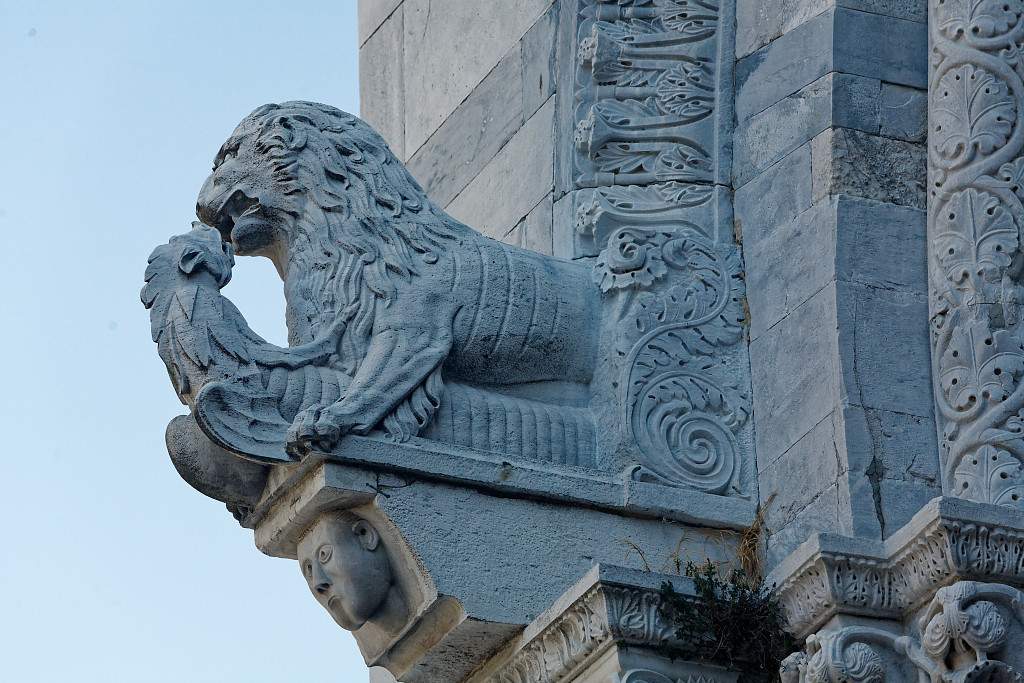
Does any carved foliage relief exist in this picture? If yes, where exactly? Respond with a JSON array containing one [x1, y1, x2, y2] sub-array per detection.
[[783, 581, 1024, 683], [574, 0, 751, 495], [929, 0, 1024, 507], [776, 514, 1024, 639], [574, 0, 721, 187], [490, 583, 695, 683]]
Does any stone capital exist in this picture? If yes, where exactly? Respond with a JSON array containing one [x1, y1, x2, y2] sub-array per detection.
[[770, 496, 1024, 639], [468, 565, 742, 683]]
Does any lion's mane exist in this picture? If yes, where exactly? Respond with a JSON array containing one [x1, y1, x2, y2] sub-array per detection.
[[231, 101, 470, 368]]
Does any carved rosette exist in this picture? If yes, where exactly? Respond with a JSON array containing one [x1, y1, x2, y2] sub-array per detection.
[[928, 0, 1024, 507], [574, 0, 750, 496]]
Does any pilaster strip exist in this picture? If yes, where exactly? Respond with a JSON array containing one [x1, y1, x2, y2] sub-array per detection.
[[927, 0, 1024, 506]]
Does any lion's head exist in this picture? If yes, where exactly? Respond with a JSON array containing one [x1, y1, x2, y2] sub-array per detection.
[[196, 101, 461, 273], [196, 101, 466, 351]]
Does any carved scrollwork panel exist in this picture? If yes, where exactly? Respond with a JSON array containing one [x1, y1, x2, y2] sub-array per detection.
[[929, 0, 1024, 508], [569, 0, 748, 495], [574, 0, 725, 188], [577, 183, 751, 495]]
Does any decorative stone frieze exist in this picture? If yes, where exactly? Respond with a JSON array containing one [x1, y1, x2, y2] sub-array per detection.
[[572, 0, 731, 189], [468, 565, 740, 683], [770, 497, 1024, 639], [783, 580, 1024, 683], [928, 0, 1024, 507], [568, 0, 753, 497]]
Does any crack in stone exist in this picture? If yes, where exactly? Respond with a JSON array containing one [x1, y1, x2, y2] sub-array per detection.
[[849, 293, 886, 536], [864, 451, 886, 536]]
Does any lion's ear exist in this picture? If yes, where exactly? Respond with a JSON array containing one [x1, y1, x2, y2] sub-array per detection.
[[178, 246, 205, 275]]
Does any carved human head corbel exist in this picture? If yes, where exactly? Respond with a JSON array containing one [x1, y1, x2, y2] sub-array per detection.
[[297, 512, 407, 633]]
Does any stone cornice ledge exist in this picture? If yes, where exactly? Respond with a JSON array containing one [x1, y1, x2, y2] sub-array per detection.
[[465, 565, 701, 683], [768, 496, 1024, 638], [243, 435, 757, 540]]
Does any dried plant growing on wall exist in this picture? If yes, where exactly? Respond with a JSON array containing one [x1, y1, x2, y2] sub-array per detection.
[[660, 560, 795, 678]]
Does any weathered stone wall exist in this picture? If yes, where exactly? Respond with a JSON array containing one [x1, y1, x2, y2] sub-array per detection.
[[733, 0, 940, 567], [359, 0, 559, 253]]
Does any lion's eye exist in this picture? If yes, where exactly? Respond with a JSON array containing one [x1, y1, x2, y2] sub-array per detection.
[[318, 545, 333, 563], [214, 143, 241, 169]]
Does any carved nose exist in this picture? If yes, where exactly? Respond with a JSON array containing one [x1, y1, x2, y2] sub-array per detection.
[[311, 562, 331, 594], [196, 182, 219, 226]]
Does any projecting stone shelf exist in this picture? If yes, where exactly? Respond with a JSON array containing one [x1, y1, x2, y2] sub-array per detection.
[[243, 435, 758, 548]]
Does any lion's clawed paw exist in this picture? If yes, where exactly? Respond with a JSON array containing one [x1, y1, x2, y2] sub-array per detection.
[[286, 405, 326, 458], [285, 404, 350, 458]]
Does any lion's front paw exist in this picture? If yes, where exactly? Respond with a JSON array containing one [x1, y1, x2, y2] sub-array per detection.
[[286, 405, 326, 458], [286, 404, 351, 457]]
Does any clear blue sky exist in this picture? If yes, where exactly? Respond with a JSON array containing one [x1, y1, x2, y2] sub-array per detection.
[[0, 2, 369, 680]]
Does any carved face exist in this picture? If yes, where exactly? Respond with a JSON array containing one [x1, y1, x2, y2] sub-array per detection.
[[297, 513, 393, 631], [195, 113, 301, 259]]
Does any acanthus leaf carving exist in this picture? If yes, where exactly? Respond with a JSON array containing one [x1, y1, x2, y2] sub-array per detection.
[[582, 22, 661, 86], [940, 319, 1023, 408], [661, 0, 719, 39], [654, 142, 714, 182], [929, 0, 1024, 506], [952, 445, 1024, 504], [657, 181, 715, 205], [932, 65, 1015, 166], [489, 580, 697, 683], [655, 64, 716, 120], [935, 0, 1024, 40], [593, 224, 747, 494], [934, 188, 1019, 296], [772, 502, 1024, 639]]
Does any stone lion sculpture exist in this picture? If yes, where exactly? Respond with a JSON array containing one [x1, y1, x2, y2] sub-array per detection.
[[184, 101, 598, 461]]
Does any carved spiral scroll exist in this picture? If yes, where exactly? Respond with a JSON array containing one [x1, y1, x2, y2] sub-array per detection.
[[599, 226, 747, 494], [631, 372, 738, 492]]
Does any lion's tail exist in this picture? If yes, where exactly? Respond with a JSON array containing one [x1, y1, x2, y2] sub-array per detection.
[[382, 366, 445, 442]]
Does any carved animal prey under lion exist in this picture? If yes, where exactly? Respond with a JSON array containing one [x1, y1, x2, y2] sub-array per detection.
[[145, 101, 599, 466]]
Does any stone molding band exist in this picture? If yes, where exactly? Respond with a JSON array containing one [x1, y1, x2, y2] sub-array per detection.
[[770, 496, 1024, 639]]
